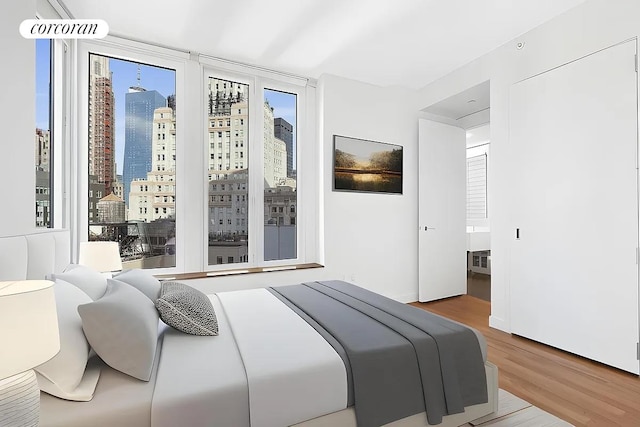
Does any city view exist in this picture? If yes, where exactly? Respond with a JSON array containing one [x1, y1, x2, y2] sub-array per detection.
[[35, 39, 51, 228], [35, 49, 298, 269]]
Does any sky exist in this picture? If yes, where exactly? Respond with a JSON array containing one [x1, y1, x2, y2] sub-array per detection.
[[36, 44, 297, 175], [35, 39, 50, 131], [265, 88, 297, 163], [107, 56, 175, 175], [334, 135, 398, 163]]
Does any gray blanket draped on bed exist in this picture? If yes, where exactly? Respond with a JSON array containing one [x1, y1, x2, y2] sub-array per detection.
[[269, 280, 487, 427]]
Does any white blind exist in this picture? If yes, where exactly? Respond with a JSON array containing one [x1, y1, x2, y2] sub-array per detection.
[[467, 153, 487, 219]]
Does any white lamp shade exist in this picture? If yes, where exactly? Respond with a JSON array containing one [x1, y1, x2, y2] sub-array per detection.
[[79, 241, 123, 272], [0, 280, 60, 380]]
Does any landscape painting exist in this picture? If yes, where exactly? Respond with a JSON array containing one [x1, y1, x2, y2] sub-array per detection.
[[333, 135, 403, 194]]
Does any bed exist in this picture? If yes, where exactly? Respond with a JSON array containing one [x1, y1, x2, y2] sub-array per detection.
[[0, 230, 498, 427]]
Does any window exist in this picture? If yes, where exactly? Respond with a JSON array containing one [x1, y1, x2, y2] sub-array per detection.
[[207, 77, 248, 266], [35, 39, 52, 228], [264, 89, 297, 261], [86, 52, 176, 270], [76, 41, 317, 275]]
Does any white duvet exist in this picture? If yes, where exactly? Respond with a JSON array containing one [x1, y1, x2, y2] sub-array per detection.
[[218, 289, 348, 427], [152, 289, 348, 427]]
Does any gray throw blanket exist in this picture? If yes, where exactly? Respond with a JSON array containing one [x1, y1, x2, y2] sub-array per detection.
[[269, 280, 487, 427]]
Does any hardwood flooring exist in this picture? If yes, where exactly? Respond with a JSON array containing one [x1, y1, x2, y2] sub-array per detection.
[[411, 296, 640, 427], [467, 272, 491, 302]]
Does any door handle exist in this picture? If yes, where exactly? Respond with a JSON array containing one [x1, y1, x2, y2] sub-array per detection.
[[424, 226, 436, 231]]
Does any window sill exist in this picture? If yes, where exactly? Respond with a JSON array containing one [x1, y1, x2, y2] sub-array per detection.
[[155, 262, 324, 281]]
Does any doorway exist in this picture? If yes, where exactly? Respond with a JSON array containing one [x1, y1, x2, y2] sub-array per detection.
[[465, 123, 490, 301], [418, 81, 491, 303]]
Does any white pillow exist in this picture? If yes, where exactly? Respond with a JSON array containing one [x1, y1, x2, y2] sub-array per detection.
[[34, 279, 101, 401], [50, 264, 108, 300], [113, 268, 161, 301], [78, 279, 159, 381]]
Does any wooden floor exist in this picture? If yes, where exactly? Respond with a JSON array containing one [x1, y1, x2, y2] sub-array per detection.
[[411, 296, 640, 427], [467, 272, 491, 302]]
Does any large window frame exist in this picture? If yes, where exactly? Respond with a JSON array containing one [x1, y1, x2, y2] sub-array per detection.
[[73, 39, 320, 274], [199, 58, 319, 272], [75, 39, 187, 273], [51, 38, 70, 230], [36, 4, 70, 230]]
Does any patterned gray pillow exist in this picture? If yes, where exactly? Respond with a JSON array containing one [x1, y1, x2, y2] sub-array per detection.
[[155, 282, 218, 336]]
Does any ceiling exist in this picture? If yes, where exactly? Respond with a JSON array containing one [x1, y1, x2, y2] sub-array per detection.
[[60, 0, 586, 89], [423, 80, 490, 119]]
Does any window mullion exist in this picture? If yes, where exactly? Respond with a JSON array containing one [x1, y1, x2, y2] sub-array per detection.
[[52, 39, 70, 229], [250, 78, 265, 266]]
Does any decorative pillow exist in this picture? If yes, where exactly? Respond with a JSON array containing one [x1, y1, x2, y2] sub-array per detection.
[[155, 281, 218, 336], [113, 268, 161, 301], [78, 279, 159, 381], [35, 279, 101, 401], [50, 264, 108, 300]]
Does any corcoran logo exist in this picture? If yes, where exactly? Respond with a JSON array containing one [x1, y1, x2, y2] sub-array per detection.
[[20, 19, 109, 39]]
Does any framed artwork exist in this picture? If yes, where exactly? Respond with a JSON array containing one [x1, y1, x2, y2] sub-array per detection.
[[333, 135, 403, 194]]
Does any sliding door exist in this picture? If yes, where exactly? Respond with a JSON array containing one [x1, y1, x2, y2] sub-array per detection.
[[509, 40, 639, 373]]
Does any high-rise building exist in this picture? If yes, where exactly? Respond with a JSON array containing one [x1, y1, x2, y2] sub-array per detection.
[[167, 94, 176, 112], [122, 87, 166, 206], [88, 55, 115, 195], [274, 118, 293, 178], [112, 174, 124, 202], [128, 107, 176, 223], [35, 128, 50, 171], [263, 102, 287, 188], [35, 129, 51, 227], [88, 174, 105, 223]]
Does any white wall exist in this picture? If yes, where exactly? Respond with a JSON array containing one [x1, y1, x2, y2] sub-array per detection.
[[1, 0, 36, 236], [187, 74, 421, 301], [320, 74, 420, 302], [416, 0, 640, 332]]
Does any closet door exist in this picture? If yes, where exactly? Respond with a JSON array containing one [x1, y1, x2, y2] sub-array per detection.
[[510, 40, 639, 373]]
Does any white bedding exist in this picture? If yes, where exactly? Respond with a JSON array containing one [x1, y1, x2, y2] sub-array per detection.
[[7, 230, 497, 427], [151, 294, 249, 427], [39, 288, 495, 427], [40, 323, 167, 427], [217, 289, 348, 427]]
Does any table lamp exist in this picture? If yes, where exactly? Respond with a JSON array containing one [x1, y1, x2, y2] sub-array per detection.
[[78, 241, 123, 276], [0, 280, 60, 427]]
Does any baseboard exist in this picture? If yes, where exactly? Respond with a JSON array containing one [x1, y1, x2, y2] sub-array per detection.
[[395, 293, 419, 303], [489, 315, 509, 333]]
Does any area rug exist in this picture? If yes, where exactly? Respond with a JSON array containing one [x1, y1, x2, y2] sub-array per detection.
[[465, 389, 573, 426]]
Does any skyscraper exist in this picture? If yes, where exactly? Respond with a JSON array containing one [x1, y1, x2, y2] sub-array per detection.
[[128, 106, 176, 223], [274, 117, 293, 177], [35, 129, 51, 227], [122, 87, 166, 206], [264, 103, 287, 188], [88, 55, 115, 194]]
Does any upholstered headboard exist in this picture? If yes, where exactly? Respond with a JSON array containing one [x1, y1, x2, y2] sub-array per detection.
[[0, 230, 70, 281]]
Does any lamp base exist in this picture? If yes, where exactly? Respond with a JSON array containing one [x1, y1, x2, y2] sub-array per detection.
[[0, 370, 40, 427]]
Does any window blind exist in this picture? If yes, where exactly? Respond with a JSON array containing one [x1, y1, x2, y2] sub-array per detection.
[[467, 153, 487, 219]]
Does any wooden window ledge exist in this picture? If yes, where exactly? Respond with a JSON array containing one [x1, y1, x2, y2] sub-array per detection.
[[155, 263, 324, 281]]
